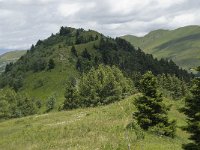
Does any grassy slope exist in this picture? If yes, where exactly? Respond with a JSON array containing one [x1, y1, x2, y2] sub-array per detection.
[[0, 50, 26, 73], [0, 94, 189, 150], [121, 25, 200, 70]]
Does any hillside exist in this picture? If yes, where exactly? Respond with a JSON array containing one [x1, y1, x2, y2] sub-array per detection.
[[121, 25, 200, 71], [0, 27, 191, 110], [0, 94, 189, 150], [0, 50, 26, 73]]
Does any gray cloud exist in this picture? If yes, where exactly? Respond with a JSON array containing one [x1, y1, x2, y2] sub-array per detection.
[[0, 0, 200, 54]]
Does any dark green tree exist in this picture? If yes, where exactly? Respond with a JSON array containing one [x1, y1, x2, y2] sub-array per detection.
[[134, 71, 176, 137], [71, 45, 78, 57], [182, 67, 200, 150], [48, 59, 55, 70], [63, 79, 79, 110], [81, 48, 91, 60], [79, 65, 133, 107], [46, 95, 56, 112]]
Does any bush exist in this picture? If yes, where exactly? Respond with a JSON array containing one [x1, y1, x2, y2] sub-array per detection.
[[46, 95, 56, 112]]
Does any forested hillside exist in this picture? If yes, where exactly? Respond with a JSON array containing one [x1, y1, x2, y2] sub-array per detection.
[[121, 25, 200, 71], [0, 27, 191, 104]]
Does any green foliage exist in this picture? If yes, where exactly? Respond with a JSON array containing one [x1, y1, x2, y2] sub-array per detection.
[[71, 45, 78, 57], [157, 74, 189, 99], [0, 88, 37, 119], [63, 78, 79, 110], [134, 71, 176, 137], [59, 26, 71, 36], [46, 95, 56, 112], [63, 65, 133, 109], [182, 67, 200, 149], [78, 65, 133, 107], [36, 100, 42, 109], [48, 58, 55, 70], [31, 58, 47, 72]]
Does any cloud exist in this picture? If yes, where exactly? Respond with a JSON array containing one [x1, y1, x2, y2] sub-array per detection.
[[0, 0, 200, 53]]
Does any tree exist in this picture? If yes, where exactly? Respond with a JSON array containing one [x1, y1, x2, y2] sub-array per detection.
[[81, 48, 91, 60], [0, 89, 38, 119], [46, 95, 56, 112], [59, 26, 70, 36], [5, 62, 13, 73], [17, 94, 37, 117], [134, 71, 176, 137], [79, 65, 133, 107], [182, 67, 200, 150], [63, 79, 79, 110], [30, 44, 34, 51], [48, 59, 55, 70], [71, 45, 78, 57]]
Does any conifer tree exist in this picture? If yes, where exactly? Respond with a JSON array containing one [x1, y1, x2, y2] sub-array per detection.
[[63, 79, 79, 109], [71, 45, 78, 57], [134, 71, 176, 137], [48, 59, 55, 70], [182, 67, 200, 150]]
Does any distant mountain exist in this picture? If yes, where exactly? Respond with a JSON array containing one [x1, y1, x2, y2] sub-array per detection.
[[0, 50, 26, 73], [121, 25, 200, 71]]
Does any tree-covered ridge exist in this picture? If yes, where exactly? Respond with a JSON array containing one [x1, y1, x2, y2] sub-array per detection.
[[0, 26, 192, 92]]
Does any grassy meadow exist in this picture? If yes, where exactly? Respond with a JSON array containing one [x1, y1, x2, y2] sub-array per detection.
[[0, 94, 189, 150]]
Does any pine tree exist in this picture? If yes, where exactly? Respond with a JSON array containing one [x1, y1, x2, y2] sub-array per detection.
[[63, 79, 79, 109], [48, 59, 55, 70], [182, 67, 200, 150], [71, 45, 78, 57], [134, 71, 176, 137]]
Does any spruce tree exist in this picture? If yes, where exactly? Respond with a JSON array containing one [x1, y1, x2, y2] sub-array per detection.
[[134, 71, 176, 137], [63, 79, 79, 110], [48, 59, 55, 70], [183, 67, 200, 150], [71, 45, 78, 57]]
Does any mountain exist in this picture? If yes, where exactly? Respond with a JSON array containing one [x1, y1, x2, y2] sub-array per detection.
[[121, 25, 200, 71], [0, 94, 189, 150], [0, 27, 191, 107], [0, 50, 26, 73]]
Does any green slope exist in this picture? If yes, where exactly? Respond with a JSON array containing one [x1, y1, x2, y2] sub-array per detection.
[[121, 25, 200, 71], [0, 94, 189, 150], [0, 50, 26, 73]]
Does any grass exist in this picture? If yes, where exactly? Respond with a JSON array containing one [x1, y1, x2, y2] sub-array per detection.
[[0, 94, 189, 150], [121, 25, 200, 71]]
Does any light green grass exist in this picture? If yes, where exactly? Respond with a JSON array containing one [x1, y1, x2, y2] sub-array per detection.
[[0, 94, 189, 150]]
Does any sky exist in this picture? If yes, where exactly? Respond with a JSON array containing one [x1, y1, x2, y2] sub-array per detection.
[[0, 0, 200, 54]]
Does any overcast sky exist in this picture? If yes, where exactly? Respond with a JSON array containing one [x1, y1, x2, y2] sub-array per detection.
[[0, 0, 200, 54]]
